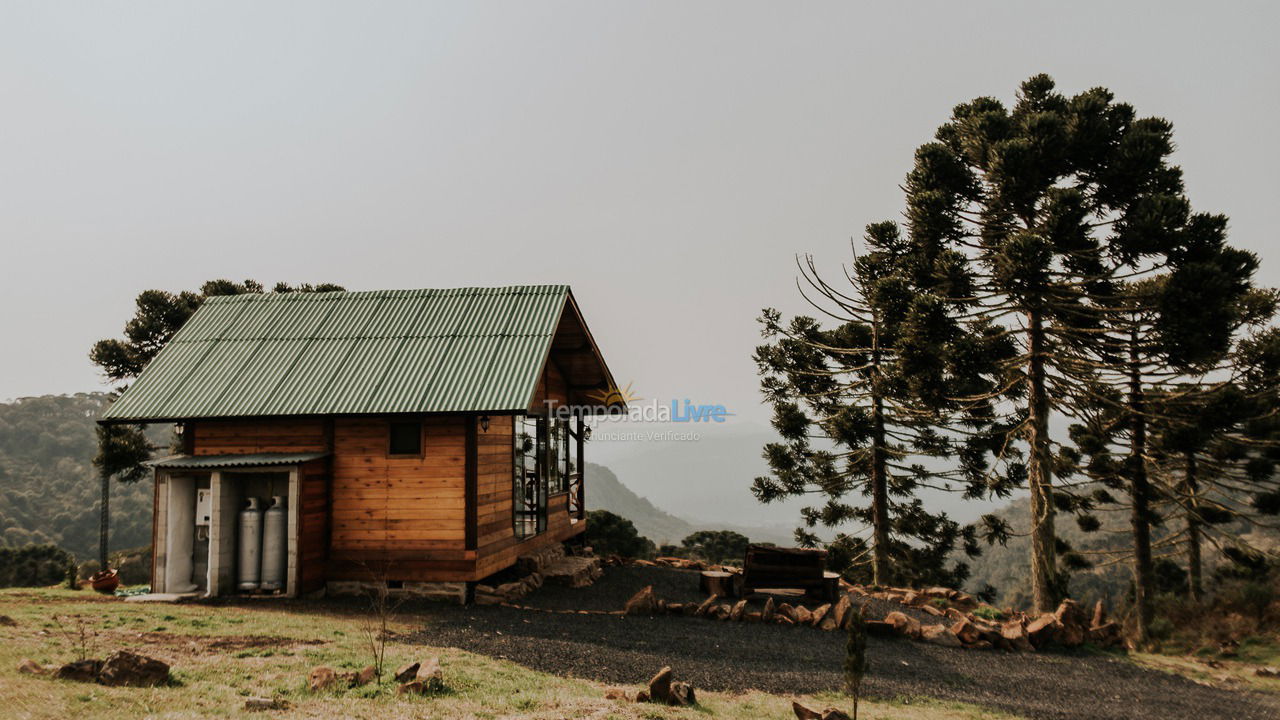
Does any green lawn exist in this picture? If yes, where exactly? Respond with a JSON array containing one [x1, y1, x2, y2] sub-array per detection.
[[0, 587, 1020, 720]]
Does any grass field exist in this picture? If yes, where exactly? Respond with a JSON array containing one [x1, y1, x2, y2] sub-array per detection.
[[0, 587, 1021, 720]]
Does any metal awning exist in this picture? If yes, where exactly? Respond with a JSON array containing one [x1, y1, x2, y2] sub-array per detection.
[[147, 452, 329, 469]]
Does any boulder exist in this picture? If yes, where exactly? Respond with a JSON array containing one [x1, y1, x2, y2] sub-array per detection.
[[794, 605, 813, 625], [416, 657, 443, 690], [730, 599, 748, 622], [604, 687, 630, 701], [1255, 667, 1280, 678], [669, 680, 697, 706], [624, 586, 659, 616], [921, 624, 963, 648], [921, 604, 945, 617], [393, 661, 420, 683], [883, 611, 922, 639], [635, 690, 651, 703], [777, 603, 796, 622], [0, 615, 15, 626], [97, 651, 170, 687], [713, 603, 733, 621], [924, 586, 957, 599], [308, 666, 338, 692], [647, 666, 673, 703], [1025, 613, 1061, 648], [821, 709, 853, 720], [244, 697, 290, 711], [55, 659, 102, 683], [762, 597, 776, 623]]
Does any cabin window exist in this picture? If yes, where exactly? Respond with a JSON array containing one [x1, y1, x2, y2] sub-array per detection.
[[388, 421, 423, 456], [514, 415, 546, 538]]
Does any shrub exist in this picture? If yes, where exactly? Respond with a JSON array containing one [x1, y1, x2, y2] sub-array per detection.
[[585, 510, 655, 559], [0, 544, 75, 587]]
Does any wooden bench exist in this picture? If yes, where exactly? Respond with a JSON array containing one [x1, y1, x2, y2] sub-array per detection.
[[740, 544, 838, 602]]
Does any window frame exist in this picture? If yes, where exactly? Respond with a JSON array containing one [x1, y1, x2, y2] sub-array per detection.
[[387, 419, 425, 457]]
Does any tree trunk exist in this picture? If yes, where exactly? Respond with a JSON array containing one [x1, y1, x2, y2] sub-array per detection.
[[99, 470, 110, 570], [1128, 334, 1154, 644], [1026, 309, 1058, 613], [1184, 451, 1202, 601], [870, 392, 890, 587], [869, 314, 890, 587]]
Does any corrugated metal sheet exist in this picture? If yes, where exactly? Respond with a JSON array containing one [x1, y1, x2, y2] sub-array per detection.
[[103, 285, 571, 421], [148, 452, 329, 469]]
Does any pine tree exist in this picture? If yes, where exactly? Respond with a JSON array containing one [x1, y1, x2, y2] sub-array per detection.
[[754, 223, 1011, 587], [896, 74, 1212, 612]]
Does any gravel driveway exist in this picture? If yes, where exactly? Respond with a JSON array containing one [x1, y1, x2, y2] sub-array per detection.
[[404, 566, 1280, 720]]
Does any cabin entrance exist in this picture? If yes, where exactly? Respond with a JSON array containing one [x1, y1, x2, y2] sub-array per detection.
[[513, 412, 586, 539]]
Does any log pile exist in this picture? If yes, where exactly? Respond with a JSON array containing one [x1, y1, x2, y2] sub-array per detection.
[[622, 582, 1124, 652]]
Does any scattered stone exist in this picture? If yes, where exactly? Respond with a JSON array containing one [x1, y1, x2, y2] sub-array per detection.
[[777, 603, 796, 622], [604, 687, 630, 701], [624, 586, 658, 616], [1000, 621, 1034, 652], [863, 620, 894, 636], [353, 665, 376, 686], [921, 624, 963, 648], [793, 700, 823, 720], [820, 708, 853, 720], [669, 680, 697, 706], [1025, 613, 1061, 648], [922, 604, 945, 617], [308, 666, 338, 692], [647, 666, 674, 703], [55, 659, 102, 683], [17, 658, 49, 675], [951, 619, 981, 646], [794, 605, 813, 625], [1255, 667, 1280, 678], [0, 615, 16, 626], [884, 611, 922, 639], [809, 603, 831, 627], [415, 657, 444, 690], [762, 597, 776, 623], [713, 603, 733, 621], [695, 594, 719, 617], [635, 689, 651, 703], [730, 599, 748, 622], [244, 697, 290, 711], [393, 661, 420, 683], [97, 651, 170, 687], [1091, 599, 1107, 628]]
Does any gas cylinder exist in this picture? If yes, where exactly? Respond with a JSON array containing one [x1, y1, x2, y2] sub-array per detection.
[[260, 496, 288, 592], [237, 497, 263, 591]]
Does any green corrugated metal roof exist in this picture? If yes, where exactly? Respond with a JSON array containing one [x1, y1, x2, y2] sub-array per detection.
[[102, 285, 573, 421], [148, 452, 329, 469]]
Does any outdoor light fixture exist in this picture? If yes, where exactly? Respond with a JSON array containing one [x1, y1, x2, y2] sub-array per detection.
[[583, 425, 592, 441], [480, 415, 490, 432]]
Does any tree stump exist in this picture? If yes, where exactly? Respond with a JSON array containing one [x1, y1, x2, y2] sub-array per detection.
[[699, 570, 737, 598]]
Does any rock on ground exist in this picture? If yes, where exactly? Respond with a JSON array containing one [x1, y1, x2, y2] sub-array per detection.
[[97, 651, 170, 687]]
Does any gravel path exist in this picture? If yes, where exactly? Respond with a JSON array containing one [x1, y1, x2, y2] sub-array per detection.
[[404, 566, 1280, 720]]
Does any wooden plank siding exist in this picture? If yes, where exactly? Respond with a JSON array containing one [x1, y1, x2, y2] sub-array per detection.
[[183, 398, 584, 585]]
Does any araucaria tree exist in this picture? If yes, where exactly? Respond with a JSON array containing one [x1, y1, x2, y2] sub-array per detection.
[[895, 74, 1247, 612], [753, 223, 1012, 588]]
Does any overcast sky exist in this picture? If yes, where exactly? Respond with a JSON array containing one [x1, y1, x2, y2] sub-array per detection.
[[2, 1, 1277, 436]]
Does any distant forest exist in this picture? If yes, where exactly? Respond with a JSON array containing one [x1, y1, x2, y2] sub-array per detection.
[[0, 393, 155, 561]]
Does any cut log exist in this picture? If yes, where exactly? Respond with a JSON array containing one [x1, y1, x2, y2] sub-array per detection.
[[700, 570, 737, 598]]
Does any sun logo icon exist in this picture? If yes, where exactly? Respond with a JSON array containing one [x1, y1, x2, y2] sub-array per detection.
[[588, 381, 640, 406]]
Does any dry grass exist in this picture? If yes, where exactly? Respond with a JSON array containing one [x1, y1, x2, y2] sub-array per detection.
[[0, 587, 1020, 720]]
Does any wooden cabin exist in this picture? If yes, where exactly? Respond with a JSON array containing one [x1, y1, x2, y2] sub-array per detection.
[[99, 285, 622, 601]]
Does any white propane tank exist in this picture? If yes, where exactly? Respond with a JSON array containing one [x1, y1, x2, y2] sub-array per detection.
[[260, 496, 288, 592], [237, 497, 264, 591]]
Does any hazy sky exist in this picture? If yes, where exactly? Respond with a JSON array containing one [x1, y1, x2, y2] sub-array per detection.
[[3, 1, 1278, 438]]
